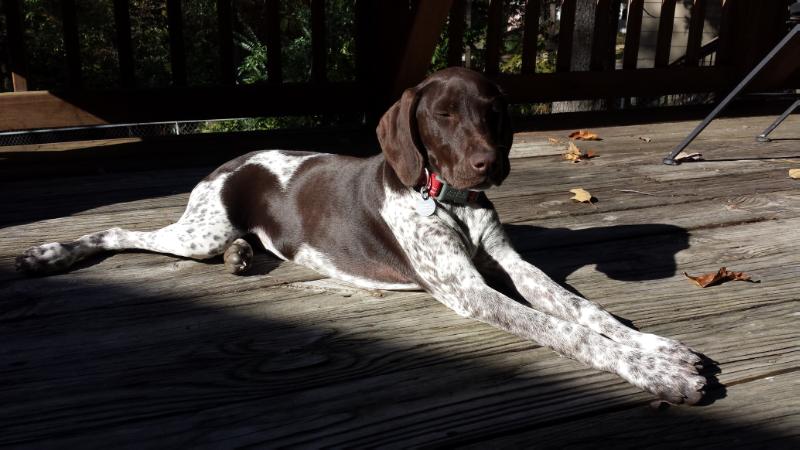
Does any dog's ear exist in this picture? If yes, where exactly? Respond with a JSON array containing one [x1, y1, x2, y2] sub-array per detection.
[[377, 87, 424, 186]]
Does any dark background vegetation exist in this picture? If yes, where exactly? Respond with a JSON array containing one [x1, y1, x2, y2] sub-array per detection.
[[0, 1, 576, 129]]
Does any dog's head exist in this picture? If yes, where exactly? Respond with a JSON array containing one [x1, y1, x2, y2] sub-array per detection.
[[377, 67, 512, 190]]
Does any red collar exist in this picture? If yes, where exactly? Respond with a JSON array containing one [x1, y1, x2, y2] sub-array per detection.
[[418, 170, 482, 204]]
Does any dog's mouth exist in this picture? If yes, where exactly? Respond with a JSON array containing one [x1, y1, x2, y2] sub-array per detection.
[[454, 165, 507, 191], [427, 154, 506, 191], [466, 177, 494, 191], [434, 170, 502, 191]]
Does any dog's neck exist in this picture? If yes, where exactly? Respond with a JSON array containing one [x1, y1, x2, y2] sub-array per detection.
[[416, 169, 481, 205]]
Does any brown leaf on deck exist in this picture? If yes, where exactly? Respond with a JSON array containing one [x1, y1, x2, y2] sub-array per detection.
[[548, 137, 561, 144], [569, 130, 602, 140], [638, 136, 652, 143], [563, 142, 598, 163], [683, 267, 758, 288], [789, 168, 800, 179]]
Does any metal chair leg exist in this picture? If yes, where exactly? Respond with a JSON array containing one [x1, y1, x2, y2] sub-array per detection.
[[662, 24, 800, 165], [756, 98, 800, 142]]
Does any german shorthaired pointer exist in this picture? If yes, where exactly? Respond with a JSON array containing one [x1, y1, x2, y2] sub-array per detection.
[[17, 67, 707, 404]]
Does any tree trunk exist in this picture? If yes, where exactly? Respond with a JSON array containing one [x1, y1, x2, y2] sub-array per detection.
[[552, 0, 603, 113]]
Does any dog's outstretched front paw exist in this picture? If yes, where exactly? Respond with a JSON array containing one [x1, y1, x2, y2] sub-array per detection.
[[653, 372, 706, 405], [224, 238, 253, 275], [16, 242, 77, 275], [626, 353, 707, 405]]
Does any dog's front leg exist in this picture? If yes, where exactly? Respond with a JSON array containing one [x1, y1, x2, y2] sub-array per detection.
[[479, 226, 703, 367], [416, 246, 705, 404]]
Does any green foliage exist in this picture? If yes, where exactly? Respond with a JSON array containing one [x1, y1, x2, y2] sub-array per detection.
[[20, 0, 68, 90], [6, 0, 565, 123], [324, 0, 356, 82], [129, 0, 171, 88], [430, 0, 557, 75], [182, 0, 219, 86], [77, 0, 119, 88]]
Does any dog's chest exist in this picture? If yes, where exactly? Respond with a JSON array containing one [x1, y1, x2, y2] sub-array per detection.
[[382, 187, 498, 260]]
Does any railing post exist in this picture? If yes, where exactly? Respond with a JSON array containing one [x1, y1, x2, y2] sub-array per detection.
[[3, 0, 28, 91], [556, 0, 576, 72], [684, 0, 707, 67], [62, 0, 82, 89], [390, 0, 453, 97], [266, 0, 282, 84], [311, 0, 327, 83], [654, 0, 677, 68], [520, 0, 542, 75], [447, 0, 467, 67], [167, 0, 187, 86], [590, 0, 621, 71], [216, 0, 235, 85], [622, 0, 643, 70], [485, 0, 504, 77], [112, 0, 135, 88]]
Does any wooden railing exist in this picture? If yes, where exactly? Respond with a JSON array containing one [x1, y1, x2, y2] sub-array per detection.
[[0, 0, 794, 133]]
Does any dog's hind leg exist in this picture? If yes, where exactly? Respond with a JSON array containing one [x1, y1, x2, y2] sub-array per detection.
[[16, 221, 244, 275], [17, 178, 244, 275]]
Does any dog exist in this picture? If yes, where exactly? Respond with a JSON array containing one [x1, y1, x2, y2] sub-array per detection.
[[16, 67, 707, 404]]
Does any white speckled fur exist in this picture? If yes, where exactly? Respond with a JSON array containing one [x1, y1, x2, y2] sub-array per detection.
[[380, 184, 706, 404]]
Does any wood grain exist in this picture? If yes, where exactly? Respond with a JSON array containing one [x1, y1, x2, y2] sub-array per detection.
[[0, 114, 797, 447]]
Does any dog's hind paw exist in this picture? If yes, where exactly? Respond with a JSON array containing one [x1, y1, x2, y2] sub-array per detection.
[[224, 238, 254, 275], [16, 242, 77, 275]]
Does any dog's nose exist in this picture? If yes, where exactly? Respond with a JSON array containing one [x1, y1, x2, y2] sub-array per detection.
[[470, 152, 496, 174]]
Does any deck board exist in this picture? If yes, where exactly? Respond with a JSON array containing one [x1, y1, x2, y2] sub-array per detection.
[[0, 114, 798, 448]]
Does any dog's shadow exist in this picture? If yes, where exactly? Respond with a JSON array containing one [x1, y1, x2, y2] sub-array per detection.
[[505, 223, 688, 287]]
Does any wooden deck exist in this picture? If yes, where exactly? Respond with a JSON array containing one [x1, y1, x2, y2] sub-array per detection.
[[1, 114, 799, 448]]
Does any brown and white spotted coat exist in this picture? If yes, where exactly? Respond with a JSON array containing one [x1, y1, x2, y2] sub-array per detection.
[[17, 68, 707, 404]]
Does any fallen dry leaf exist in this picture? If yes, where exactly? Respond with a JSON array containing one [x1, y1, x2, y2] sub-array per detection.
[[638, 136, 652, 143], [674, 151, 704, 162], [789, 168, 800, 179], [569, 130, 601, 141], [683, 267, 757, 288], [563, 142, 598, 163], [548, 137, 561, 144], [569, 188, 595, 204]]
